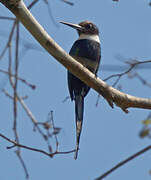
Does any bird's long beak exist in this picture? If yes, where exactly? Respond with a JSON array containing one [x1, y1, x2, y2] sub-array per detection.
[[60, 21, 84, 31]]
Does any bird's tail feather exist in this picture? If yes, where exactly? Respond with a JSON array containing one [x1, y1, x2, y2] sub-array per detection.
[[74, 95, 84, 160]]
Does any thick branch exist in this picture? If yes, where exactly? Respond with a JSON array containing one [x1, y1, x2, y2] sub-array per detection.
[[1, 0, 151, 112]]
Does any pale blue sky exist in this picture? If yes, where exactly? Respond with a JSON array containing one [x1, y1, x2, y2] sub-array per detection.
[[0, 0, 151, 180]]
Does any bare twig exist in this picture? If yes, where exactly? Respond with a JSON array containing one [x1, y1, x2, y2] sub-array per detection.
[[2, 89, 52, 143], [62, 96, 70, 103], [104, 60, 151, 87], [0, 0, 40, 60], [37, 110, 61, 153], [0, 133, 75, 157], [43, 0, 59, 27], [17, 95, 48, 140], [95, 145, 151, 180], [60, 0, 74, 6], [97, 60, 151, 106], [2, 89, 13, 99], [27, 0, 39, 9], [15, 150, 29, 179], [50, 110, 59, 152], [131, 72, 151, 89], [0, 68, 36, 89], [13, 21, 19, 142], [95, 94, 100, 107], [6, 20, 29, 179], [0, 16, 15, 20], [0, 20, 17, 60]]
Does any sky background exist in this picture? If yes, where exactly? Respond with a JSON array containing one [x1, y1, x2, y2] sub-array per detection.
[[0, 0, 151, 180]]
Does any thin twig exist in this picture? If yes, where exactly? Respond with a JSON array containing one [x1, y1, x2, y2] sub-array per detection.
[[0, 20, 17, 60], [95, 94, 100, 107], [0, 0, 40, 61], [7, 20, 29, 179], [103, 64, 134, 87], [0, 69, 36, 89], [133, 72, 151, 88], [13, 21, 19, 143], [0, 133, 75, 157], [95, 145, 151, 180], [17, 95, 48, 140], [27, 0, 39, 9], [60, 0, 74, 6], [104, 60, 151, 87], [50, 110, 59, 152], [2, 89, 13, 99], [2, 90, 49, 142], [15, 150, 29, 179], [62, 96, 70, 103], [0, 16, 15, 20], [44, 0, 59, 27]]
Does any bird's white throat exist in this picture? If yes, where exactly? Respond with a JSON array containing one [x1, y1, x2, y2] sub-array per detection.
[[78, 34, 100, 43]]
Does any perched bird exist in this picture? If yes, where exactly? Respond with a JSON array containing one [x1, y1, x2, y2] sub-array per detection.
[[60, 21, 101, 159]]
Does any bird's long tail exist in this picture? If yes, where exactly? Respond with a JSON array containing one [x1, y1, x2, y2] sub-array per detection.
[[74, 95, 84, 160]]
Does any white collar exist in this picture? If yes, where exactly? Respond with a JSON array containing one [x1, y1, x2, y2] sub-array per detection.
[[78, 34, 100, 43]]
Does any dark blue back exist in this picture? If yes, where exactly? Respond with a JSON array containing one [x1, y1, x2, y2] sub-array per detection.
[[68, 39, 101, 100]]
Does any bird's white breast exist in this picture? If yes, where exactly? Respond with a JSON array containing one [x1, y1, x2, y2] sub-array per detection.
[[78, 34, 100, 43]]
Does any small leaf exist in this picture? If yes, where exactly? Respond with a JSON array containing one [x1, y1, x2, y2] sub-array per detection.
[[139, 128, 150, 138], [142, 119, 151, 125]]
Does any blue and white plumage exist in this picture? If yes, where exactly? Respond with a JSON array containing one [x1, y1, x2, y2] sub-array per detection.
[[61, 21, 101, 159]]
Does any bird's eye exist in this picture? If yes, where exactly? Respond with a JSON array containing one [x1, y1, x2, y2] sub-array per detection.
[[86, 24, 92, 29]]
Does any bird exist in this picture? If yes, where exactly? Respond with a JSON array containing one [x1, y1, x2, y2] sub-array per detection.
[[60, 20, 101, 159]]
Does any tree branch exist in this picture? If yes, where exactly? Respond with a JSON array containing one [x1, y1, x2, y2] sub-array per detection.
[[0, 133, 75, 158], [1, 0, 151, 112], [95, 144, 151, 180]]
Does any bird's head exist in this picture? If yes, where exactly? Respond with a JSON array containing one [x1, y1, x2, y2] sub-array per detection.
[[60, 20, 99, 36]]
